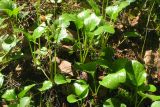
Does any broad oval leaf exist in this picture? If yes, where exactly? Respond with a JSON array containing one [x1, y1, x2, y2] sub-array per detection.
[[77, 9, 92, 20], [126, 60, 147, 87], [67, 94, 79, 103], [18, 84, 35, 98], [73, 80, 89, 98], [54, 73, 71, 85], [2, 89, 17, 101], [99, 69, 126, 89], [151, 101, 160, 107], [38, 80, 53, 92], [18, 97, 31, 107]]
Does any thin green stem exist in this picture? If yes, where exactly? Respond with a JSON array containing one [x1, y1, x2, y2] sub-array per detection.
[[141, 1, 155, 57]]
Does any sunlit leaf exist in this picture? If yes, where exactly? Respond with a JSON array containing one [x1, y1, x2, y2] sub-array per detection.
[[126, 60, 147, 87], [2, 89, 17, 101], [18, 84, 35, 98], [84, 13, 101, 31], [0, 73, 4, 88], [106, 1, 134, 21], [18, 97, 31, 107], [2, 35, 18, 52], [151, 101, 160, 107], [38, 80, 53, 91], [67, 94, 79, 103], [73, 80, 89, 98], [99, 69, 126, 89], [32, 22, 46, 42]]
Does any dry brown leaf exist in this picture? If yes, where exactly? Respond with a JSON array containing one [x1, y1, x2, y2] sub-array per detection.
[[144, 50, 153, 66], [58, 60, 73, 76]]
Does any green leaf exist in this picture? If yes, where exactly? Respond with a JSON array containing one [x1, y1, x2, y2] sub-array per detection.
[[105, 1, 133, 21], [124, 32, 140, 38], [103, 98, 126, 107], [75, 59, 110, 77], [2, 89, 17, 101], [151, 101, 160, 107], [77, 9, 92, 20], [138, 92, 160, 101], [2, 35, 18, 52], [18, 84, 35, 98], [67, 94, 79, 103], [94, 24, 115, 35], [87, 0, 100, 15], [18, 97, 31, 107], [55, 27, 72, 43], [84, 13, 101, 31], [112, 58, 129, 72], [32, 22, 46, 42], [38, 80, 53, 92], [138, 84, 157, 92], [59, 13, 76, 28], [0, 73, 4, 88], [126, 60, 147, 87], [99, 69, 126, 89], [73, 80, 89, 98], [54, 74, 71, 85]]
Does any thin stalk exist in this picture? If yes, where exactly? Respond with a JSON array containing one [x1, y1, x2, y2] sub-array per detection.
[[134, 87, 138, 107], [141, 1, 155, 57], [137, 97, 145, 107]]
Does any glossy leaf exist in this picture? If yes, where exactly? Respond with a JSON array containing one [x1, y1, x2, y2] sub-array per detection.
[[103, 98, 126, 107], [0, 73, 4, 88], [18, 97, 31, 107], [151, 101, 160, 107], [67, 94, 79, 103], [99, 69, 126, 89], [18, 84, 35, 98], [54, 73, 71, 85], [84, 13, 101, 31], [38, 80, 53, 92], [73, 80, 89, 98], [2, 89, 17, 101], [126, 60, 147, 87]]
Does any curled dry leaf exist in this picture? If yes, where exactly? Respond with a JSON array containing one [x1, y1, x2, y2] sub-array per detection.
[[52, 57, 61, 64], [143, 50, 153, 66], [58, 60, 73, 76], [128, 13, 141, 27]]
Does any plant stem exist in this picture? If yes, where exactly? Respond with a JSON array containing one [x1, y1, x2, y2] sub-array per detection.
[[141, 1, 155, 57]]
